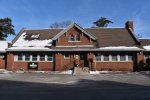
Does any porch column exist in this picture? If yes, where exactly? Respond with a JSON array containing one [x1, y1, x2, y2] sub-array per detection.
[[6, 52, 14, 70], [136, 51, 144, 71], [87, 53, 96, 71], [55, 53, 62, 71]]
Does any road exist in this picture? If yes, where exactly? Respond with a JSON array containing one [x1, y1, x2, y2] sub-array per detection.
[[0, 72, 150, 100]]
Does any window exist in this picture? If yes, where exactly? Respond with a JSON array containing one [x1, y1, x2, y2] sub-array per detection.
[[25, 54, 30, 61], [69, 34, 75, 41], [120, 54, 126, 61], [128, 55, 133, 61], [47, 54, 53, 61], [18, 54, 23, 61], [103, 54, 109, 61], [32, 54, 37, 61], [40, 54, 45, 61], [64, 53, 70, 59], [95, 53, 101, 61], [69, 34, 80, 41], [112, 55, 118, 61], [75, 34, 80, 41]]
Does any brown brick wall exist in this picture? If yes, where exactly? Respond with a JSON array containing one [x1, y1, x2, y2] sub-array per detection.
[[0, 58, 5, 69], [56, 27, 95, 46], [6, 53, 54, 71], [92, 62, 134, 71]]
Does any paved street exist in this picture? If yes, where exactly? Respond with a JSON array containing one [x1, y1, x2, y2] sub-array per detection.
[[0, 72, 150, 100]]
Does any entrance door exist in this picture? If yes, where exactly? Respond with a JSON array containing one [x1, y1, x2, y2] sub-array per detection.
[[79, 53, 88, 67]]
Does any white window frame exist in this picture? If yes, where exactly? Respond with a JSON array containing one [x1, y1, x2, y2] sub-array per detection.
[[47, 54, 53, 62]]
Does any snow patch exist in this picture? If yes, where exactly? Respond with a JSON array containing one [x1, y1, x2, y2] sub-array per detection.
[[99, 46, 140, 50], [143, 46, 150, 50], [31, 34, 40, 39], [13, 32, 52, 47]]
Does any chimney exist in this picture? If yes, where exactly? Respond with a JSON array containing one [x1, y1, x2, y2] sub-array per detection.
[[125, 20, 134, 31]]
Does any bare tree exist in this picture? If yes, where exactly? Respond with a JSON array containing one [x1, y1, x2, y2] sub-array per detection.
[[50, 20, 72, 28]]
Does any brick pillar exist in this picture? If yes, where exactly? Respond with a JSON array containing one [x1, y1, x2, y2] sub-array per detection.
[[136, 52, 144, 71], [87, 53, 95, 71], [55, 53, 62, 71], [6, 53, 14, 70]]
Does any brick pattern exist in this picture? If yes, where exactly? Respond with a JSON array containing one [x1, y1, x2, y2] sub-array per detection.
[[56, 27, 95, 46]]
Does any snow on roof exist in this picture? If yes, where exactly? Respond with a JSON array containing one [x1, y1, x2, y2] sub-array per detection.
[[99, 46, 142, 51], [7, 47, 51, 51], [13, 32, 52, 47], [0, 41, 9, 53], [143, 46, 150, 51]]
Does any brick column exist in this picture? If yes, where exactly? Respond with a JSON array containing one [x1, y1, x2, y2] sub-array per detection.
[[136, 52, 144, 71], [87, 53, 95, 71], [6, 53, 14, 70], [55, 53, 62, 71]]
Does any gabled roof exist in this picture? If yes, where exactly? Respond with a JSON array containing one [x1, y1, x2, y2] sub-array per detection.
[[139, 38, 150, 46], [52, 23, 97, 40], [86, 28, 140, 47]]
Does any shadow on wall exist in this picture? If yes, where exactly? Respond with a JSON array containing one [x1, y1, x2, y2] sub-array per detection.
[[138, 59, 150, 71], [0, 79, 150, 100]]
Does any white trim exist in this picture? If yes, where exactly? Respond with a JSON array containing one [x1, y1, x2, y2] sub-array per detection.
[[68, 41, 81, 42]]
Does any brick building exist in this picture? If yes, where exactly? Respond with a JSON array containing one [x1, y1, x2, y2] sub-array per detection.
[[1, 21, 150, 71]]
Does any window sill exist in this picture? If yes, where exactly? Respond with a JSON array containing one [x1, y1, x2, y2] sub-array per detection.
[[14, 61, 53, 62], [68, 41, 81, 42], [95, 61, 133, 62]]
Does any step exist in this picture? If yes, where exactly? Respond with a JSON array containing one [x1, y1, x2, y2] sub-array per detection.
[[73, 67, 90, 75]]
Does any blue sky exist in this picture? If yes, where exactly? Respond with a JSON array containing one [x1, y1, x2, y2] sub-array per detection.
[[0, 0, 150, 40]]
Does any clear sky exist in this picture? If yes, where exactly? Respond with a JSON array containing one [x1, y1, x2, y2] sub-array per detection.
[[0, 0, 150, 40]]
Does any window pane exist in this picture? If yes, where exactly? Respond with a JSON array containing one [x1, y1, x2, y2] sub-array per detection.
[[69, 35, 75, 41], [128, 55, 133, 61], [76, 34, 80, 41], [95, 53, 101, 61], [18, 54, 23, 61], [104, 54, 109, 61], [32, 54, 37, 61], [47, 54, 53, 61], [25, 54, 30, 61], [40, 54, 45, 61], [120, 55, 126, 61], [112, 55, 117, 61]]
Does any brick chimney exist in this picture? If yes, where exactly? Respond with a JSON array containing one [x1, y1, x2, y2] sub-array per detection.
[[125, 20, 134, 31]]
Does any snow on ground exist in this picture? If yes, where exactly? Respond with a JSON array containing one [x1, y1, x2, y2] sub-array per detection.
[[13, 32, 52, 47], [99, 46, 141, 50]]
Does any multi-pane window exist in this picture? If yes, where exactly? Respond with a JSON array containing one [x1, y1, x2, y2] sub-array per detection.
[[75, 34, 80, 41], [103, 54, 109, 61], [95, 53, 134, 62], [128, 55, 133, 61], [25, 54, 30, 61], [112, 54, 118, 61], [32, 54, 37, 61], [120, 54, 126, 61], [40, 54, 45, 61], [95, 53, 101, 61], [18, 54, 23, 61], [69, 34, 80, 41], [47, 54, 53, 61]]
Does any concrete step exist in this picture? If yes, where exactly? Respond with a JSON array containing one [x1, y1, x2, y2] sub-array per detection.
[[73, 67, 90, 75]]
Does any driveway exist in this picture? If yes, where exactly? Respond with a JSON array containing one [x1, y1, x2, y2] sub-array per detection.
[[0, 72, 150, 100]]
